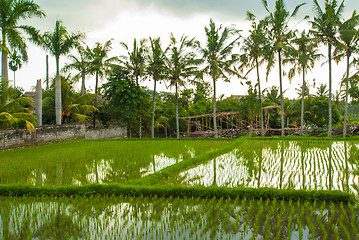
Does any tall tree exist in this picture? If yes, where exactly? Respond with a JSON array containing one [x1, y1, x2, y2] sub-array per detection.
[[333, 11, 359, 137], [263, 0, 305, 136], [240, 12, 269, 137], [41, 20, 83, 125], [147, 37, 166, 139], [120, 38, 148, 138], [311, 0, 344, 138], [199, 19, 240, 138], [0, 0, 45, 90], [165, 33, 199, 138], [89, 40, 115, 94], [41, 21, 83, 76], [8, 49, 24, 88], [63, 44, 92, 95], [286, 31, 322, 135]]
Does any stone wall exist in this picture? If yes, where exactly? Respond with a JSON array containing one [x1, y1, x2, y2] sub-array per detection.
[[0, 124, 127, 150]]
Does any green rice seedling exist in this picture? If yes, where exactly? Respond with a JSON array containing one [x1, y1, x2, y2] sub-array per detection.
[[251, 198, 264, 239], [287, 203, 295, 239], [274, 206, 283, 240], [243, 198, 254, 233], [348, 202, 357, 236]]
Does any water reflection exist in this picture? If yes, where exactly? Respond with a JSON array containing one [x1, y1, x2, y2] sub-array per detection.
[[5, 143, 208, 186], [175, 141, 359, 196], [140, 150, 195, 177], [0, 196, 357, 239]]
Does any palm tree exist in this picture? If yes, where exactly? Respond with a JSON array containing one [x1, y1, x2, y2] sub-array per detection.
[[120, 38, 148, 138], [42, 20, 83, 76], [262, 0, 305, 136], [63, 44, 92, 95], [199, 19, 240, 138], [0, 0, 45, 90], [316, 83, 329, 97], [120, 38, 148, 85], [333, 11, 359, 137], [165, 33, 199, 138], [311, 0, 345, 138], [89, 40, 115, 94], [0, 82, 36, 133], [8, 49, 24, 88], [286, 31, 322, 135], [41, 20, 83, 125], [147, 37, 166, 139], [240, 12, 269, 137]]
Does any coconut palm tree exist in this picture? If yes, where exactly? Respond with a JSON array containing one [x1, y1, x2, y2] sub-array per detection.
[[165, 33, 200, 138], [147, 37, 166, 139], [316, 83, 329, 97], [0, 0, 45, 90], [42, 20, 83, 76], [41, 20, 83, 125], [311, 0, 344, 138], [240, 12, 269, 137], [262, 0, 305, 136], [89, 40, 115, 94], [120, 38, 148, 85], [119, 38, 148, 138], [333, 11, 359, 137], [199, 19, 240, 138], [8, 49, 24, 88], [63, 44, 92, 95], [285, 31, 322, 135]]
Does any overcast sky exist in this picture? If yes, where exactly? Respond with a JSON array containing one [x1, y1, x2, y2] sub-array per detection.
[[14, 0, 359, 98]]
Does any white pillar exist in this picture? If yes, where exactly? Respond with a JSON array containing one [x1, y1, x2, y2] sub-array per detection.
[[35, 79, 42, 126], [55, 75, 62, 125]]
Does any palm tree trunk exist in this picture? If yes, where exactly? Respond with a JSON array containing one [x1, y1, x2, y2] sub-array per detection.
[[213, 78, 218, 138], [175, 82, 179, 138], [13, 70, 15, 88], [46, 55, 49, 91], [256, 58, 264, 137], [249, 117, 253, 137], [151, 78, 157, 139], [1, 34, 9, 90], [56, 56, 60, 76], [278, 50, 285, 137], [139, 116, 142, 138], [93, 71, 99, 128], [80, 70, 86, 95], [301, 66, 305, 135], [343, 54, 350, 138], [328, 43, 332, 138], [95, 72, 99, 94], [136, 76, 142, 139]]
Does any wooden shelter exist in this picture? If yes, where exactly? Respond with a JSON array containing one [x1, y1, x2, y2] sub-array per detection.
[[180, 106, 279, 136]]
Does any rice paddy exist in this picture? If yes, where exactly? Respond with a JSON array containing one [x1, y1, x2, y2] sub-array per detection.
[[166, 140, 359, 197], [0, 195, 358, 239], [0, 138, 358, 239], [0, 139, 229, 186]]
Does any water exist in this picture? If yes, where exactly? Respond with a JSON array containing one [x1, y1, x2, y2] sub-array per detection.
[[0, 195, 357, 239], [174, 140, 359, 196]]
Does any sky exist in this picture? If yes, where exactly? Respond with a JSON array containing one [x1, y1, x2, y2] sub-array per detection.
[[13, 0, 359, 99]]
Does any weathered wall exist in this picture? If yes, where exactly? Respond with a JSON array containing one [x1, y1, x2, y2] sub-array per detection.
[[0, 124, 127, 150]]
